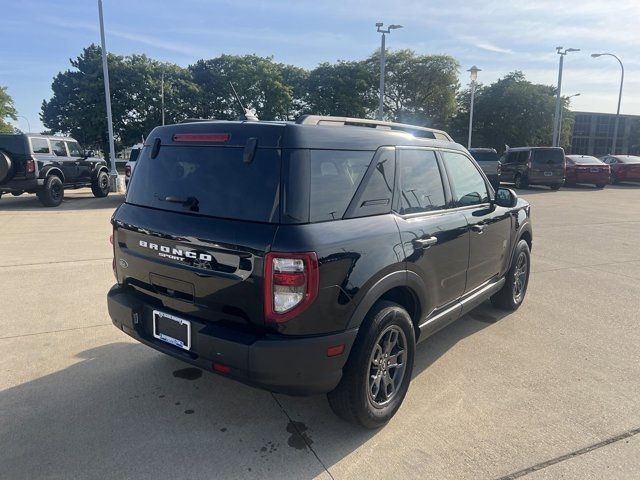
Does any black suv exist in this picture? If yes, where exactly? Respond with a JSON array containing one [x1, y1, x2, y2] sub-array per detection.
[[0, 134, 110, 207], [499, 147, 565, 189], [107, 116, 532, 428]]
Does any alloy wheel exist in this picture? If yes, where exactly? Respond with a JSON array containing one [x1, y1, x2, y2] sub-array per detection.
[[367, 323, 407, 408], [513, 252, 528, 303]]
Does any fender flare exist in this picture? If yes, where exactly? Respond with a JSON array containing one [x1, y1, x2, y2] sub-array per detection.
[[509, 222, 533, 268], [92, 165, 109, 181], [41, 166, 65, 183], [346, 270, 427, 330]]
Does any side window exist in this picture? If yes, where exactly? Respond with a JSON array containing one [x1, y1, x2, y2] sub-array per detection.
[[31, 138, 50, 154], [65, 141, 82, 157], [505, 152, 517, 164], [517, 151, 530, 164], [51, 140, 67, 157], [441, 151, 490, 207], [347, 149, 395, 219], [398, 149, 446, 214], [309, 150, 371, 222]]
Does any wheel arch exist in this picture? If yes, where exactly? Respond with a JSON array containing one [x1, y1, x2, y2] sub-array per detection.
[[42, 166, 65, 183]]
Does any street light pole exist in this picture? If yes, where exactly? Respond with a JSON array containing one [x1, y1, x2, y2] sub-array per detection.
[[552, 47, 580, 147], [592, 53, 624, 154], [17, 115, 31, 133], [558, 93, 580, 148], [375, 22, 403, 120], [467, 66, 481, 149], [98, 0, 118, 192], [161, 69, 165, 126]]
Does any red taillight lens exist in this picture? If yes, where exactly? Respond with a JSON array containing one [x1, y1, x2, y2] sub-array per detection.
[[264, 252, 319, 323], [173, 133, 230, 143], [125, 165, 131, 177], [26, 158, 36, 174]]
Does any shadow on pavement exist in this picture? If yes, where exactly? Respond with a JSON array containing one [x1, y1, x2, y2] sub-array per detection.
[[0, 301, 508, 479], [0, 189, 125, 212]]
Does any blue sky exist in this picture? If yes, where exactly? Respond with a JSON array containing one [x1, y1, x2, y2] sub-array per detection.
[[1, 0, 639, 132]]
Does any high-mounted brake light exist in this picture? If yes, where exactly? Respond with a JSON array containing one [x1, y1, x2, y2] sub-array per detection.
[[264, 252, 319, 323], [172, 133, 230, 143]]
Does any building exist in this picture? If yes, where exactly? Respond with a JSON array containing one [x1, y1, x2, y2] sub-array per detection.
[[570, 111, 640, 156]]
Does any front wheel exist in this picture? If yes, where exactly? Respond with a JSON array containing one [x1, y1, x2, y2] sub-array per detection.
[[36, 175, 64, 207], [327, 301, 416, 429], [91, 171, 110, 198], [596, 184, 606, 189], [491, 239, 531, 311]]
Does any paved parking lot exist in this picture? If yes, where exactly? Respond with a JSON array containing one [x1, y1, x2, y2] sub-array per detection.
[[1, 184, 639, 479]]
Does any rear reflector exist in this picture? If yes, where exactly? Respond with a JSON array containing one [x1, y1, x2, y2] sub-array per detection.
[[173, 133, 230, 143], [213, 363, 232, 374], [326, 344, 345, 357]]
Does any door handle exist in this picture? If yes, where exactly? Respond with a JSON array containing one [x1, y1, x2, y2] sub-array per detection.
[[413, 236, 438, 249], [471, 224, 485, 234]]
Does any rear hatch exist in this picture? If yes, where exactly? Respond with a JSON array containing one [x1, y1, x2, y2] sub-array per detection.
[[469, 150, 499, 176], [530, 148, 565, 181], [113, 122, 284, 330]]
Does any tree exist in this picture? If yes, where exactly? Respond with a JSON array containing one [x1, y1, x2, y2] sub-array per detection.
[[0, 86, 18, 134], [367, 50, 459, 127], [305, 61, 377, 117], [451, 71, 570, 152]]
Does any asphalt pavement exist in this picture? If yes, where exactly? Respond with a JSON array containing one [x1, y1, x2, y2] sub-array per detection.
[[1, 184, 639, 479]]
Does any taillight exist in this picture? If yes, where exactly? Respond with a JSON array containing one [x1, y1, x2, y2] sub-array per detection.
[[125, 165, 131, 177], [264, 252, 319, 323], [26, 158, 36, 174]]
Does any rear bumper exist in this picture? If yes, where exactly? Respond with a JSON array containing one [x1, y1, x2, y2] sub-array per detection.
[[107, 285, 358, 395], [0, 178, 43, 193], [528, 176, 564, 186]]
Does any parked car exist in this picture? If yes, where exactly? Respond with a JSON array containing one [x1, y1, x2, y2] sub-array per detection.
[[124, 143, 143, 188], [565, 155, 610, 188], [600, 155, 640, 184], [468, 148, 500, 190], [107, 116, 532, 428], [499, 147, 565, 190], [0, 133, 110, 207]]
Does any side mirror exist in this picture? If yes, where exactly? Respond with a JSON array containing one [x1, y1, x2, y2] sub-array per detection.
[[495, 187, 518, 208]]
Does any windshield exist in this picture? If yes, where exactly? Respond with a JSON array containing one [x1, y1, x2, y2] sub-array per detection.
[[470, 151, 499, 162], [532, 149, 564, 165], [567, 156, 603, 165], [126, 146, 281, 223]]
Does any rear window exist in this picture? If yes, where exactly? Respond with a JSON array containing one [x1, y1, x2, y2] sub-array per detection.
[[126, 146, 281, 223], [567, 156, 603, 165], [129, 148, 141, 162], [618, 156, 640, 164], [532, 149, 564, 165], [31, 138, 50, 154], [470, 151, 499, 162], [309, 150, 371, 222]]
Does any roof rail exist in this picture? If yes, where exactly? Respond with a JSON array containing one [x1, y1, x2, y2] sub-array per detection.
[[295, 115, 453, 141]]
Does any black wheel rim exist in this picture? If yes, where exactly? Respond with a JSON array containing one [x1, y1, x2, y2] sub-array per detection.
[[513, 252, 528, 303], [51, 183, 62, 201], [100, 175, 109, 191], [367, 322, 407, 408]]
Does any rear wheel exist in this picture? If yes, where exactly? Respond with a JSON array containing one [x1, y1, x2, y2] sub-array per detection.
[[37, 175, 64, 207], [596, 183, 606, 189], [550, 184, 561, 190], [491, 240, 530, 311], [328, 301, 415, 429], [514, 173, 528, 189], [91, 171, 110, 198]]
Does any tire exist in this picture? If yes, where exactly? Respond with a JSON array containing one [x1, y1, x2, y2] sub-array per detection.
[[596, 184, 606, 189], [37, 175, 64, 207], [327, 301, 416, 429], [91, 171, 110, 198], [611, 174, 618, 185], [550, 184, 561, 190], [0, 151, 12, 183], [491, 239, 531, 311], [514, 173, 528, 189]]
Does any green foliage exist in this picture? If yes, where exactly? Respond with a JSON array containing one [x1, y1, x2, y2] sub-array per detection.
[[0, 86, 18, 134]]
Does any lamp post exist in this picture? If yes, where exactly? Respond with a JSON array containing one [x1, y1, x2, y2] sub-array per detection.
[[161, 69, 165, 126], [17, 115, 31, 133], [552, 46, 580, 147], [558, 93, 580, 148], [591, 53, 624, 154], [467, 66, 481, 149], [98, 0, 118, 192], [375, 22, 403, 120]]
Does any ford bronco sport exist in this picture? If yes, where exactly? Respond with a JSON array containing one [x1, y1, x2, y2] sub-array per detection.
[[107, 116, 532, 428], [0, 133, 110, 207]]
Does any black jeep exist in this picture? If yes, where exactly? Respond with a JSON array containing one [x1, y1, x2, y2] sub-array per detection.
[[107, 116, 532, 428], [0, 134, 111, 207]]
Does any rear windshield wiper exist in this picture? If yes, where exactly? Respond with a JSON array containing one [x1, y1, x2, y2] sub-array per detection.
[[159, 195, 200, 212]]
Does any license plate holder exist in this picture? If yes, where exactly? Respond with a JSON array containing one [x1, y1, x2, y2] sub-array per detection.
[[590, 168, 599, 173], [153, 310, 191, 350], [544, 171, 553, 177]]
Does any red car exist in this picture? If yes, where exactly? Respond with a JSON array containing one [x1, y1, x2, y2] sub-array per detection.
[[565, 155, 610, 188], [601, 155, 640, 184]]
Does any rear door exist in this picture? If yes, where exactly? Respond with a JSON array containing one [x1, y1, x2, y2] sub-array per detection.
[[394, 148, 469, 311], [50, 139, 76, 181], [440, 150, 512, 292], [65, 140, 90, 181], [115, 143, 282, 329], [499, 151, 518, 181], [529, 148, 565, 183]]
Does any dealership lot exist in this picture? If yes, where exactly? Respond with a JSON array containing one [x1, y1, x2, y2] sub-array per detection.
[[1, 185, 639, 480]]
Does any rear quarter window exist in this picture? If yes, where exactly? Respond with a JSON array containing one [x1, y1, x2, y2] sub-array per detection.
[[31, 138, 50, 154]]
